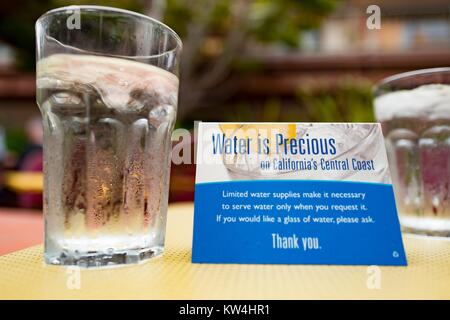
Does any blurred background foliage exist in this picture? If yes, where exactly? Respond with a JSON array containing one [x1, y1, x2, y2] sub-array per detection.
[[218, 80, 374, 123], [297, 79, 374, 122], [0, 0, 337, 67], [0, 0, 348, 129], [164, 0, 337, 47]]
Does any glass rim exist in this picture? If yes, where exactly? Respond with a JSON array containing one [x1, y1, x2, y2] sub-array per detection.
[[36, 5, 182, 59], [374, 67, 450, 94]]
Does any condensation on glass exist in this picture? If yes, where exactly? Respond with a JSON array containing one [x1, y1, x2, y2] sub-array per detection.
[[374, 68, 450, 237], [36, 6, 182, 267]]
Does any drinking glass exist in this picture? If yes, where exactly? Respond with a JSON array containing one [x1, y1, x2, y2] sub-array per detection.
[[374, 68, 450, 236], [36, 5, 182, 267]]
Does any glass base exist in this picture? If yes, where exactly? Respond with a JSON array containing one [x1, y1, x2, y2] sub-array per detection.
[[45, 246, 164, 268], [400, 216, 450, 237]]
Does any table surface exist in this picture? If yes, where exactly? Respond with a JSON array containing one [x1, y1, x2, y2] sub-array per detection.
[[0, 203, 449, 300]]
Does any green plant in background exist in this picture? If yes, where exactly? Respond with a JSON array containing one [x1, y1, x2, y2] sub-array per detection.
[[165, 0, 336, 47], [4, 129, 28, 156], [217, 76, 375, 124], [163, 0, 339, 120], [297, 77, 375, 123]]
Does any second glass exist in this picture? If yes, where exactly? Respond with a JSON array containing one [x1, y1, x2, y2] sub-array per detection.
[[374, 68, 450, 237], [36, 6, 182, 267]]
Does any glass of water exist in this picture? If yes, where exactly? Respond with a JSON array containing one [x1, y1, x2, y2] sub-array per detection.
[[374, 68, 450, 236], [36, 6, 182, 267]]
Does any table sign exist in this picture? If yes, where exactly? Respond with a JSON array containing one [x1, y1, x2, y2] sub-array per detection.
[[192, 123, 407, 265]]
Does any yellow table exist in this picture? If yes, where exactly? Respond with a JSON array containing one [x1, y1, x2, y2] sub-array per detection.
[[0, 203, 449, 299]]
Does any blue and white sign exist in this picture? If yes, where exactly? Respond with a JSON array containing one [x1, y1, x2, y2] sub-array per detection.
[[192, 123, 407, 265]]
